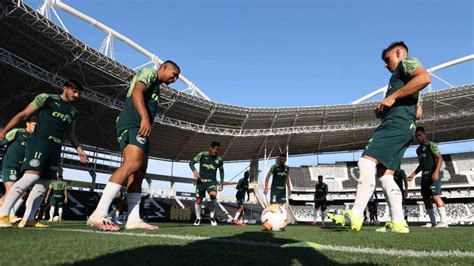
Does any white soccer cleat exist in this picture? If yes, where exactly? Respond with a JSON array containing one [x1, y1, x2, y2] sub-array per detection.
[[421, 223, 434, 228], [210, 218, 217, 226], [193, 219, 201, 226], [434, 222, 449, 228], [125, 219, 159, 230]]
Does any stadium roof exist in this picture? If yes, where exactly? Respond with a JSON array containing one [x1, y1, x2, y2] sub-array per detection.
[[1, 0, 474, 162]]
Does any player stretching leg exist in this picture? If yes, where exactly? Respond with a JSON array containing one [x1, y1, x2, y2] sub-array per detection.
[[327, 41, 431, 233]]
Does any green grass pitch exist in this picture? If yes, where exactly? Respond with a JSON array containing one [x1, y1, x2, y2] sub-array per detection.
[[0, 221, 473, 265]]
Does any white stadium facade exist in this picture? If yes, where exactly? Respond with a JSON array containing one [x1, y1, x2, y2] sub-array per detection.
[[1, 0, 473, 224]]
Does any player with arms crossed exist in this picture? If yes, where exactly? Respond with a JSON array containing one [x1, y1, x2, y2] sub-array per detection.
[[189, 141, 225, 226], [328, 41, 431, 233], [88, 61, 180, 231]]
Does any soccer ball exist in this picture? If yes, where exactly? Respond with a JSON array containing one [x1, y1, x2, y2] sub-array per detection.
[[52, 216, 60, 222], [261, 204, 288, 231]]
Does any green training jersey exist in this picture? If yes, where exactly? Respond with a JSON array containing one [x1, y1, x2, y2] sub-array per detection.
[[50, 180, 68, 196], [393, 169, 407, 190], [268, 164, 289, 189], [116, 68, 162, 133], [381, 57, 423, 133], [29, 93, 78, 143], [189, 151, 224, 183], [236, 177, 249, 196], [0, 128, 30, 167], [416, 141, 440, 177], [314, 182, 328, 200]]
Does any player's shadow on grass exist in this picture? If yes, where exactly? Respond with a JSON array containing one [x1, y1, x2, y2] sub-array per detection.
[[69, 230, 367, 266]]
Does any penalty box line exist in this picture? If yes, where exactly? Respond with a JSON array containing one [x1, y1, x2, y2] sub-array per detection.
[[50, 228, 474, 258]]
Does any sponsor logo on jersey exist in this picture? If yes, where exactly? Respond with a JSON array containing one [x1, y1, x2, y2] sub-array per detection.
[[136, 135, 147, 145], [29, 159, 41, 167], [52, 111, 73, 123], [202, 163, 216, 170]]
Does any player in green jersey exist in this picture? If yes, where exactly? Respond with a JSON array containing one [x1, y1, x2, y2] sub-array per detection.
[[264, 154, 291, 205], [232, 171, 250, 225], [408, 126, 448, 228], [311, 175, 328, 227], [0, 116, 37, 223], [44, 175, 68, 222], [0, 80, 89, 228], [189, 141, 225, 226], [328, 41, 431, 233], [88, 61, 180, 231]]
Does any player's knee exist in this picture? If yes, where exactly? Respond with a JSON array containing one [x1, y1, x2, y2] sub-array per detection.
[[195, 199, 202, 205]]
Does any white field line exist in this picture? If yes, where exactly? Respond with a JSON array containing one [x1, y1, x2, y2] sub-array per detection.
[[50, 228, 474, 258]]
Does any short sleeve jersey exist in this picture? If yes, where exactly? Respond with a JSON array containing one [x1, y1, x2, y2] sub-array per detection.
[[416, 141, 440, 176], [314, 182, 328, 200], [0, 128, 30, 166], [115, 68, 162, 133], [29, 93, 78, 142], [268, 164, 289, 189], [50, 180, 68, 196], [382, 57, 423, 133], [191, 151, 224, 183], [393, 170, 407, 190], [236, 178, 249, 195]]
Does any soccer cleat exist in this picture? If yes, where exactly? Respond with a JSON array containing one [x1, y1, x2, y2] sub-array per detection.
[[310, 221, 317, 226], [18, 220, 49, 228], [87, 215, 120, 232], [375, 220, 409, 233], [327, 211, 362, 232], [434, 222, 449, 228], [210, 218, 217, 226], [125, 220, 159, 230], [0, 215, 13, 228], [320, 222, 326, 228], [232, 219, 240, 225], [193, 219, 201, 226], [421, 223, 434, 228], [9, 215, 22, 224]]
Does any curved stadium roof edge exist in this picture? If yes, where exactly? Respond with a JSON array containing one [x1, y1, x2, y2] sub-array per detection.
[[0, 0, 473, 162]]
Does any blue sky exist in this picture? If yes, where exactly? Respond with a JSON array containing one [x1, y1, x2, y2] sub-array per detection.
[[24, 0, 473, 193]]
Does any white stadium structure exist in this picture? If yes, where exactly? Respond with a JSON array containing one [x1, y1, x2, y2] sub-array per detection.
[[0, 0, 473, 224]]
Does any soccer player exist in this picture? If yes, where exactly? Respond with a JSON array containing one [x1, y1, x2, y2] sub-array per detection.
[[44, 175, 68, 222], [264, 154, 291, 205], [311, 175, 328, 227], [0, 80, 89, 228], [367, 192, 379, 225], [189, 141, 225, 226], [394, 169, 409, 221], [233, 171, 250, 225], [0, 116, 37, 223], [88, 61, 180, 231], [328, 41, 431, 233], [407, 126, 448, 228]]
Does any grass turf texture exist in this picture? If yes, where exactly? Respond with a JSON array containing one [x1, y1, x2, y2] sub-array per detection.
[[0, 221, 473, 265]]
